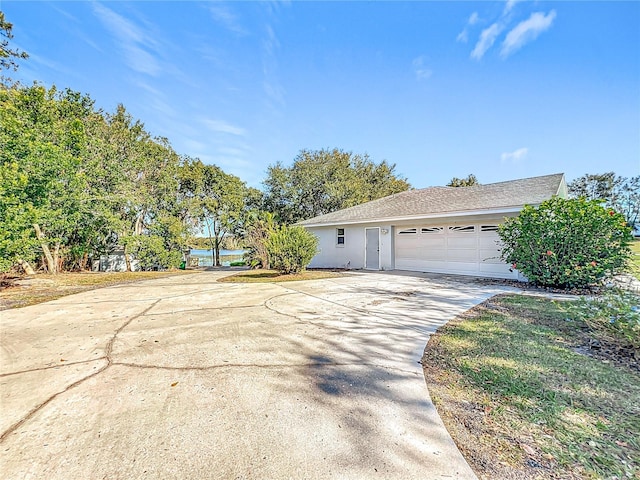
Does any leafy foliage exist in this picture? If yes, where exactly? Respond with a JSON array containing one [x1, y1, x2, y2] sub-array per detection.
[[498, 197, 632, 288], [122, 235, 182, 270], [263, 148, 410, 224], [266, 225, 318, 274], [243, 211, 277, 269], [179, 158, 247, 266], [569, 289, 640, 350], [447, 174, 479, 187], [0, 82, 239, 273], [0, 12, 29, 72], [568, 172, 640, 226]]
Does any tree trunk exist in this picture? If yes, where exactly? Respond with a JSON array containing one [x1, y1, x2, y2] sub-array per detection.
[[79, 252, 88, 271], [134, 212, 145, 236], [214, 235, 220, 267], [17, 259, 36, 275], [206, 219, 216, 267], [124, 243, 132, 272], [53, 243, 62, 273], [33, 224, 57, 274]]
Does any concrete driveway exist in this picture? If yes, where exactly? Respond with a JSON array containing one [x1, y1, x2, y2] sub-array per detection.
[[1, 271, 514, 479]]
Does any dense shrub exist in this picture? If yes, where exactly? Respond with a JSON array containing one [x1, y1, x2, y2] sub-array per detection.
[[498, 197, 632, 288], [124, 235, 182, 270], [266, 225, 318, 274]]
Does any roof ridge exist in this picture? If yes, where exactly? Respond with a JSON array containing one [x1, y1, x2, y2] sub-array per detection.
[[298, 173, 565, 226]]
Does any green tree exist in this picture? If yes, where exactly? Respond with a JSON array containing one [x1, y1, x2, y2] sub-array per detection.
[[498, 197, 632, 288], [0, 82, 191, 273], [266, 225, 318, 274], [242, 211, 277, 269], [568, 172, 640, 226], [447, 174, 479, 187], [0, 11, 28, 72], [179, 159, 247, 266], [263, 148, 410, 224]]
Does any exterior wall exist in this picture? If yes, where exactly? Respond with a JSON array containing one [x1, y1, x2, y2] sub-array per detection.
[[308, 225, 366, 269], [305, 213, 523, 280], [307, 224, 395, 270], [99, 253, 139, 272]]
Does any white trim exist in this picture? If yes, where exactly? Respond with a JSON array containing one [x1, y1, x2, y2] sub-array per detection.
[[299, 206, 526, 228], [364, 227, 381, 270]]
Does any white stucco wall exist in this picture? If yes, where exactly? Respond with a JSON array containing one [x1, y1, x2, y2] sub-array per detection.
[[305, 214, 521, 278], [308, 226, 365, 269], [307, 224, 395, 270]]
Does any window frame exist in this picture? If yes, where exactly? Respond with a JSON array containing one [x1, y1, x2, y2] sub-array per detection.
[[336, 228, 345, 246]]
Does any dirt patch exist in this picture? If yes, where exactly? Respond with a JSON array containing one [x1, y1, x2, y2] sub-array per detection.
[[0, 270, 199, 310]]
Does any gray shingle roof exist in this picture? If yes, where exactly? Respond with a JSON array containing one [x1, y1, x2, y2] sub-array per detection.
[[298, 173, 566, 226]]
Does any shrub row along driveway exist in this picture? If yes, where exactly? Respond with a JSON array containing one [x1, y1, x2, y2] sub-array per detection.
[[0, 271, 514, 479]]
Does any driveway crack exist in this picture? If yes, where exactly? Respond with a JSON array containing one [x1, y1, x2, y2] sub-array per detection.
[[0, 300, 160, 443]]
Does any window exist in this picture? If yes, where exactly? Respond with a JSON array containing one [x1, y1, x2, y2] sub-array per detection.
[[337, 228, 345, 245], [421, 226, 444, 234], [397, 228, 417, 235], [480, 225, 499, 232], [448, 225, 476, 233]]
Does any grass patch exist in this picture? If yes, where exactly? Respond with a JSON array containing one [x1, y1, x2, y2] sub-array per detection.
[[0, 270, 199, 310], [218, 269, 345, 283], [629, 239, 640, 280], [422, 294, 639, 480]]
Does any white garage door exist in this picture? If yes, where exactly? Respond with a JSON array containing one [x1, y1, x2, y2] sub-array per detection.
[[394, 224, 514, 278]]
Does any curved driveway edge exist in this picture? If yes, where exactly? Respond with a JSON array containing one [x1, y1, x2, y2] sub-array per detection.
[[0, 271, 517, 479]]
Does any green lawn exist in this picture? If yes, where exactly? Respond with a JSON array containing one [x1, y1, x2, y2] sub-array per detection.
[[422, 294, 639, 479], [630, 239, 640, 279]]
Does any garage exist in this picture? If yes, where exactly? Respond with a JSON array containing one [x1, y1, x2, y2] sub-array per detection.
[[394, 223, 514, 278], [299, 173, 567, 280]]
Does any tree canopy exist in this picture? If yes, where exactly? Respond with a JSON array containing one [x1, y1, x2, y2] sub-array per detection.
[[263, 148, 410, 224], [568, 172, 640, 226], [0, 12, 28, 72], [0, 82, 248, 273], [447, 174, 479, 187]]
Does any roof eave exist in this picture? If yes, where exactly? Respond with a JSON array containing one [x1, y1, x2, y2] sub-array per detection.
[[300, 205, 529, 228]]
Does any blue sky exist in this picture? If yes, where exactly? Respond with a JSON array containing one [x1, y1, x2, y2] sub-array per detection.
[[5, 1, 640, 188]]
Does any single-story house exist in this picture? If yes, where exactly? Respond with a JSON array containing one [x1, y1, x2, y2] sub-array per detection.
[[298, 173, 567, 279]]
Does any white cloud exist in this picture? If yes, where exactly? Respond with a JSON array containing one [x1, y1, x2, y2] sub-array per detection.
[[503, 0, 521, 15], [209, 5, 248, 35], [93, 3, 161, 75], [412, 56, 433, 81], [261, 24, 285, 108], [456, 12, 479, 43], [471, 23, 503, 60], [501, 10, 557, 58], [203, 119, 246, 136], [501, 147, 529, 163]]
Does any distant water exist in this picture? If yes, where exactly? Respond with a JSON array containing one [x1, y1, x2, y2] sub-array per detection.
[[188, 249, 247, 267], [190, 249, 246, 256]]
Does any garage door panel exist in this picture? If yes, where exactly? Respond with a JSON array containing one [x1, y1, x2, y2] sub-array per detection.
[[479, 262, 514, 278], [479, 249, 503, 263], [420, 249, 445, 261], [447, 237, 477, 248], [422, 237, 446, 249], [479, 236, 501, 249], [446, 249, 477, 262], [395, 222, 516, 279]]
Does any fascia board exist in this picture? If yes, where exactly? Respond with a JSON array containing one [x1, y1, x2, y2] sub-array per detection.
[[300, 206, 528, 228]]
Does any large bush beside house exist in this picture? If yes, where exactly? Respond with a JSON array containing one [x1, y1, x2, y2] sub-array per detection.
[[498, 197, 632, 288], [266, 225, 318, 274], [123, 235, 182, 270]]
